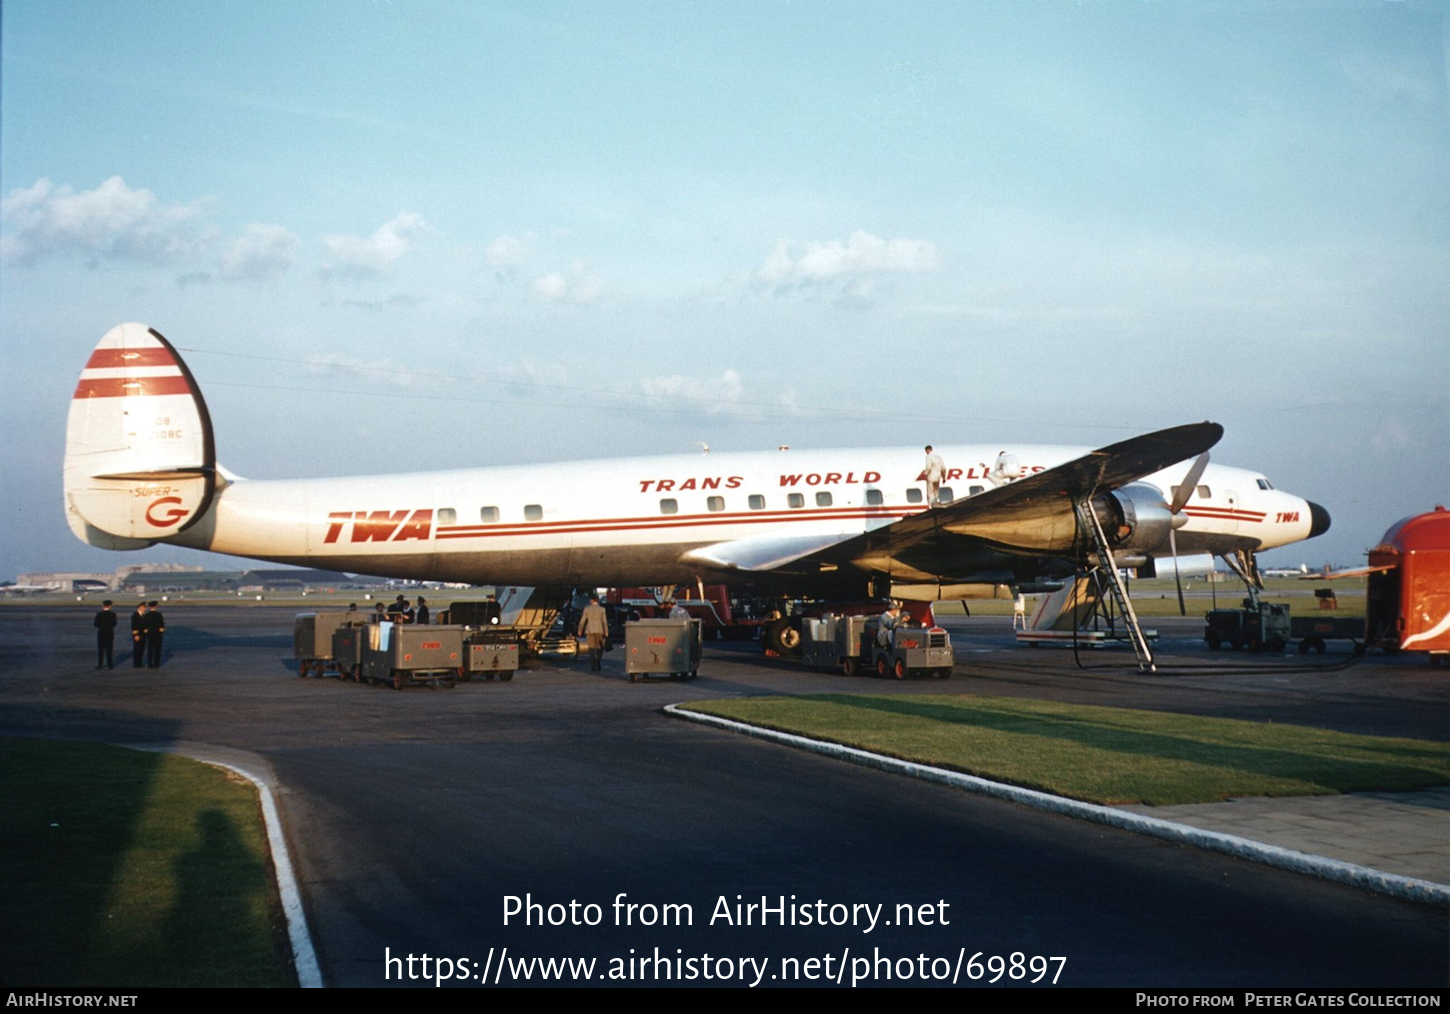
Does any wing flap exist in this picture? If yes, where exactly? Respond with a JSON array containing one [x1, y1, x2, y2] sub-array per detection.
[[680, 533, 860, 573]]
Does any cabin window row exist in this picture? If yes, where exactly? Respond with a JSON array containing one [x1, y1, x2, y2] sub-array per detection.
[[658, 486, 982, 515], [436, 485, 992, 525], [436, 505, 543, 525]]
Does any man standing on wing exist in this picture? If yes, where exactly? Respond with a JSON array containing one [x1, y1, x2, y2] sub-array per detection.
[[924, 445, 946, 505]]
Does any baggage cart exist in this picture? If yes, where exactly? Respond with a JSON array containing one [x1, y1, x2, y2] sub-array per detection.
[[465, 628, 519, 681], [294, 611, 369, 677], [625, 618, 702, 682], [801, 613, 870, 675], [1290, 615, 1365, 654], [339, 622, 467, 690]]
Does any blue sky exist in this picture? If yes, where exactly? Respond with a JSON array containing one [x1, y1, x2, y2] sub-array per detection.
[[2, 0, 1447, 579]]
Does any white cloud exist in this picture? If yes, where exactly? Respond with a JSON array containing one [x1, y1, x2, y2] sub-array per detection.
[[485, 232, 535, 271], [0, 176, 212, 267], [220, 223, 299, 280], [320, 212, 427, 279], [531, 260, 607, 305], [752, 230, 939, 305], [638, 369, 747, 415]]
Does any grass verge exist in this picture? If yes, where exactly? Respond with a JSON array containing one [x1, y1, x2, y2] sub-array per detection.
[[0, 738, 294, 987], [681, 695, 1450, 806]]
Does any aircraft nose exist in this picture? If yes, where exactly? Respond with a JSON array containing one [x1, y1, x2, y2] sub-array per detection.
[[1308, 501, 1331, 538]]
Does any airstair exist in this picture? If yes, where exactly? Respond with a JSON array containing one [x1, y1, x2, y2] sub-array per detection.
[[1014, 502, 1157, 673]]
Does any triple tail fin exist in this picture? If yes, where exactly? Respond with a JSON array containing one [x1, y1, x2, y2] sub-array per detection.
[[64, 323, 217, 548]]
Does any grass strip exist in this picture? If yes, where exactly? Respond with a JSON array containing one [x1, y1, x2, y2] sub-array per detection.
[[681, 694, 1450, 806], [0, 738, 294, 987]]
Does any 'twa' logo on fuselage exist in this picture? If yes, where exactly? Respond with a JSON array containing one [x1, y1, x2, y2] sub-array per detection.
[[324, 510, 433, 544]]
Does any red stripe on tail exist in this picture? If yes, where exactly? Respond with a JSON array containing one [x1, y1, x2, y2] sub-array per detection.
[[83, 347, 178, 369], [73, 376, 193, 399]]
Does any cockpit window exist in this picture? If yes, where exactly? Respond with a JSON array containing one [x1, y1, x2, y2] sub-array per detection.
[[1256, 478, 1273, 490]]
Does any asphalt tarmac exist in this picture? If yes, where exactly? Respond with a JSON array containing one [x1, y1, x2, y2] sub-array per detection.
[[2, 606, 1446, 988]]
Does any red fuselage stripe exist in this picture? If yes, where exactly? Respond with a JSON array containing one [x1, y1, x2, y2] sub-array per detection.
[[434, 507, 915, 539], [1183, 507, 1266, 522]]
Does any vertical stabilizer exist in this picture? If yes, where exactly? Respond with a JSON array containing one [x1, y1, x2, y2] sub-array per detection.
[[64, 323, 216, 547]]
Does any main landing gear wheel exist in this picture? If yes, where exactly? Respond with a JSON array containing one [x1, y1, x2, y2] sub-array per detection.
[[765, 619, 802, 656]]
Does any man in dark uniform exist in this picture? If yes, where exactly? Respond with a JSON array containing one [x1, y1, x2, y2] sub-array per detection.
[[391, 594, 413, 623], [94, 600, 117, 669], [144, 600, 166, 668], [130, 602, 148, 668], [415, 596, 429, 625]]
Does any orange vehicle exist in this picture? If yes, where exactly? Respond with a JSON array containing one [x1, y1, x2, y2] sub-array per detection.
[[1365, 506, 1450, 666]]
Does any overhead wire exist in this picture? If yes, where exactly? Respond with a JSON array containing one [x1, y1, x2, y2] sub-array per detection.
[[177, 344, 1163, 435]]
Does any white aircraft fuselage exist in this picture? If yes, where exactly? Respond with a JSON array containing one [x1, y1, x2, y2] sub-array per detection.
[[64, 324, 1330, 598]]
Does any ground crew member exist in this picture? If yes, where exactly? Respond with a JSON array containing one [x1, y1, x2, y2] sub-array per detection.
[[877, 603, 901, 649], [130, 602, 148, 668], [577, 594, 609, 671], [391, 594, 413, 623], [93, 600, 117, 670], [144, 601, 166, 668], [415, 596, 429, 625], [924, 445, 946, 505], [667, 598, 690, 619]]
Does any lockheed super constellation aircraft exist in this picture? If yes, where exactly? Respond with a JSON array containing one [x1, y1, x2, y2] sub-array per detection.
[[65, 324, 1329, 664]]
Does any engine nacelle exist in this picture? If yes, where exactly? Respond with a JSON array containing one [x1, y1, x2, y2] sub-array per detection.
[[1090, 483, 1177, 553]]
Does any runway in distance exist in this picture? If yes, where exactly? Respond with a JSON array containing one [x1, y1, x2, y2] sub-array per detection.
[[65, 324, 1330, 607]]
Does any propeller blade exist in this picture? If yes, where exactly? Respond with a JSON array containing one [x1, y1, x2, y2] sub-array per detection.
[[1170, 525, 1186, 616], [1169, 452, 1211, 514]]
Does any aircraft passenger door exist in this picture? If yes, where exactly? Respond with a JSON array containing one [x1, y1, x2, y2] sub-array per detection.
[[1223, 490, 1239, 533]]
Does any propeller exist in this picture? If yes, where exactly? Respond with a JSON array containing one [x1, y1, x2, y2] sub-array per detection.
[[1166, 452, 1211, 616]]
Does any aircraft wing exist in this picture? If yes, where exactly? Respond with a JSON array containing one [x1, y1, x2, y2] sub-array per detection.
[[1297, 566, 1392, 580], [684, 422, 1224, 580]]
